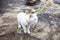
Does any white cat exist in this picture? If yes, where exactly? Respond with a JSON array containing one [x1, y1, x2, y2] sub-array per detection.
[[17, 12, 38, 34]]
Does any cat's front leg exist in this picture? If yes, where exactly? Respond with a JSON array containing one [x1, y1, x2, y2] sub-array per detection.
[[27, 25, 30, 34], [22, 24, 27, 33]]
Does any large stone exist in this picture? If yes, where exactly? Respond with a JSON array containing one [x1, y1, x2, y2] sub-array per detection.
[[0, 12, 17, 36], [53, 0, 60, 5], [0, 1, 60, 39]]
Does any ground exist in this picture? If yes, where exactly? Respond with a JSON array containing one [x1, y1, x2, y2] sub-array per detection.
[[0, 0, 60, 40]]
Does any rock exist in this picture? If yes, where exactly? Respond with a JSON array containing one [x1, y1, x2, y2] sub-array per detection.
[[0, 12, 17, 36], [17, 22, 60, 40], [0, 0, 60, 40], [38, 13, 60, 26], [0, 12, 60, 40], [53, 0, 60, 5], [30, 22, 50, 39]]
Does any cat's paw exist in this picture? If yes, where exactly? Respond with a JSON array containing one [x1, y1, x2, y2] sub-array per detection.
[[18, 25, 21, 29], [27, 30, 30, 34], [24, 30, 27, 33]]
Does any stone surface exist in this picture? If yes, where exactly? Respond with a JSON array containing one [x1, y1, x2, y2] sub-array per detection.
[[53, 0, 60, 5], [0, 12, 17, 36], [0, 12, 60, 40], [0, 0, 60, 40], [38, 13, 60, 26]]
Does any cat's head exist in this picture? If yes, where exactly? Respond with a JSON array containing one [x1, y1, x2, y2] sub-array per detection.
[[29, 13, 38, 22]]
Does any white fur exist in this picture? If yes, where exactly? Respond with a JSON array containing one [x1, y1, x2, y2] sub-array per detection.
[[17, 12, 38, 34]]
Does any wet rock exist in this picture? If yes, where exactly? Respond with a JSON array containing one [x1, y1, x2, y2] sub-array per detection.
[[53, 0, 60, 5], [38, 13, 60, 26], [0, 12, 60, 40]]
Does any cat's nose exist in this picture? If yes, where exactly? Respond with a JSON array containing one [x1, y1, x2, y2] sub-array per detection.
[[29, 14, 33, 17], [30, 15, 32, 17]]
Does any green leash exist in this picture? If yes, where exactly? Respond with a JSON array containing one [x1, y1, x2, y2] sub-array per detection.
[[37, 0, 51, 14]]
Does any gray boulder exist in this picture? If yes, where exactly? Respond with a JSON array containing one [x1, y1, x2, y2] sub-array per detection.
[[53, 0, 60, 5]]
